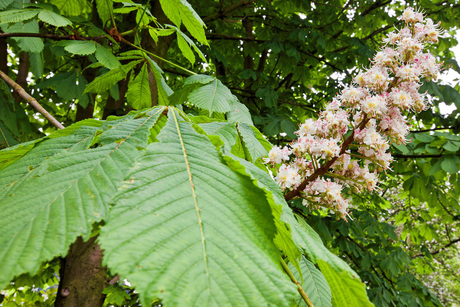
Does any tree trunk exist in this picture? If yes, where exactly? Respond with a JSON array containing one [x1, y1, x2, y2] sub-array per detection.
[[55, 236, 107, 307]]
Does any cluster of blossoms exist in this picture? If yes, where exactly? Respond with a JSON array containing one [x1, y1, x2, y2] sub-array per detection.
[[264, 8, 442, 220]]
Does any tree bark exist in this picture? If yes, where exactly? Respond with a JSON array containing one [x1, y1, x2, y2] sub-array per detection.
[[55, 236, 107, 307], [12, 53, 30, 103]]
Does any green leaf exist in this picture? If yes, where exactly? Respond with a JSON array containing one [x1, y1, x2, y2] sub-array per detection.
[[0, 0, 14, 10], [85, 60, 140, 94], [219, 153, 301, 276], [288, 213, 360, 279], [48, 0, 91, 16], [199, 122, 238, 153], [29, 52, 44, 78], [95, 44, 121, 69], [158, 0, 207, 45], [441, 155, 460, 173], [289, 256, 332, 307], [38, 9, 71, 27], [0, 9, 39, 24], [0, 107, 166, 288], [187, 78, 233, 115], [3, 20, 44, 53], [99, 108, 297, 306], [169, 25, 207, 63], [64, 40, 97, 55], [185, 74, 216, 85], [227, 96, 253, 125], [176, 30, 195, 64], [38, 71, 78, 100], [414, 133, 435, 143], [96, 0, 113, 25], [318, 260, 374, 307], [127, 63, 152, 109], [443, 141, 459, 152], [238, 123, 271, 162]]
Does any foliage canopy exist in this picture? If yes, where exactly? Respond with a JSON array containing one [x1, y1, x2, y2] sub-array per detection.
[[0, 0, 459, 306]]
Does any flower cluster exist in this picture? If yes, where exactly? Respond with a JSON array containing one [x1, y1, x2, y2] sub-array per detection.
[[264, 8, 442, 220]]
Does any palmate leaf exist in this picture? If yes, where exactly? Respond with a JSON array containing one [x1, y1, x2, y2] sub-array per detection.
[[99, 108, 297, 306], [0, 107, 166, 288], [289, 256, 332, 307]]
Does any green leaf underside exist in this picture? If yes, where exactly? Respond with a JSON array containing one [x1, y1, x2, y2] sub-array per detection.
[[187, 78, 233, 115], [219, 153, 301, 273], [289, 257, 332, 307], [0, 9, 39, 24], [318, 260, 374, 307], [64, 40, 97, 55], [0, 108, 165, 287], [38, 9, 72, 27], [99, 108, 297, 306]]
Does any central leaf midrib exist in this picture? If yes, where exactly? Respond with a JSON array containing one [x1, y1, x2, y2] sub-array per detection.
[[170, 108, 211, 299]]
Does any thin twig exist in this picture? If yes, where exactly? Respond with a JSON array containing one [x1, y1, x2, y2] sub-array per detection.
[[0, 69, 65, 129]]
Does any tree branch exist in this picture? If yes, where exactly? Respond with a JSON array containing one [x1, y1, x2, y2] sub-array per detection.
[[206, 32, 266, 42], [202, 0, 254, 23], [0, 69, 65, 130], [412, 237, 460, 258], [0, 32, 104, 41], [285, 116, 370, 201], [410, 127, 455, 133], [393, 153, 460, 159]]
